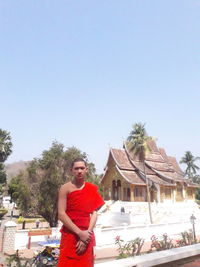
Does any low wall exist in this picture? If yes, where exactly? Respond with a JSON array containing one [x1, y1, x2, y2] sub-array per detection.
[[94, 220, 200, 247], [94, 243, 200, 267], [14, 220, 200, 252]]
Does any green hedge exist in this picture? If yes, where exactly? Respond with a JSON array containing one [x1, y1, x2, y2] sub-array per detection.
[[17, 217, 46, 223], [0, 208, 8, 219]]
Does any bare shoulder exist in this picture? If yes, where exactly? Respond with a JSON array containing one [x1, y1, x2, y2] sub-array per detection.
[[59, 182, 72, 195]]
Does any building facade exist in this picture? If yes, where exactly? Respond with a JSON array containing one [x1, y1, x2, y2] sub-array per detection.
[[101, 140, 197, 203]]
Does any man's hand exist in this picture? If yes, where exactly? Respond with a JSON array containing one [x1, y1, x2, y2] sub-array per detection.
[[76, 240, 87, 255], [78, 230, 92, 244]]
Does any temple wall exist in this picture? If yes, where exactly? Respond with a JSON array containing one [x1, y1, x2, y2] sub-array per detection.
[[102, 164, 197, 204], [186, 187, 195, 200], [102, 166, 124, 200], [160, 187, 174, 203]]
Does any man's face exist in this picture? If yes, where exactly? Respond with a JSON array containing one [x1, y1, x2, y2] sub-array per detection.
[[71, 161, 87, 181]]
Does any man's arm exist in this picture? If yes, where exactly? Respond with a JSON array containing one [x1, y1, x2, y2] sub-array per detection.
[[76, 210, 98, 255], [88, 210, 98, 231], [58, 184, 92, 242]]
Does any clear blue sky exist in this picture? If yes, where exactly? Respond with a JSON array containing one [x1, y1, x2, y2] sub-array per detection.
[[1, 0, 200, 173]]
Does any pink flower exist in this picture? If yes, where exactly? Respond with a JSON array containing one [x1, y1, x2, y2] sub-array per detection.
[[115, 236, 120, 241]]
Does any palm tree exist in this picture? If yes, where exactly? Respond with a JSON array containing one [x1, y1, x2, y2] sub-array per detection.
[[0, 129, 12, 163], [126, 123, 153, 224], [180, 151, 200, 178]]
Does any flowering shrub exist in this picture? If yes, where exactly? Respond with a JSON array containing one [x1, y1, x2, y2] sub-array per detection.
[[149, 233, 174, 252], [176, 230, 195, 247], [115, 230, 199, 260], [6, 250, 24, 267], [115, 236, 145, 259]]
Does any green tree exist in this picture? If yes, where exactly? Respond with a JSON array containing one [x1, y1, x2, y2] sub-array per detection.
[[8, 174, 31, 215], [8, 142, 101, 226], [180, 151, 200, 178], [0, 129, 12, 206], [192, 175, 200, 184], [126, 123, 153, 224], [190, 175, 200, 201], [0, 129, 12, 163], [0, 163, 6, 184]]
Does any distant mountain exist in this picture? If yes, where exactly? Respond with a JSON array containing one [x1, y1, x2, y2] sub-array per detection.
[[5, 161, 30, 182]]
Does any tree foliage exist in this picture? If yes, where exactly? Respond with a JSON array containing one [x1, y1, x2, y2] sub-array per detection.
[[127, 123, 152, 160], [180, 152, 200, 201], [126, 123, 153, 224], [8, 142, 101, 227], [0, 129, 12, 163], [180, 151, 200, 178], [0, 163, 6, 184], [0, 129, 12, 206]]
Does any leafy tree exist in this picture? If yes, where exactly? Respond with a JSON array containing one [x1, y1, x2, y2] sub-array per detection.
[[8, 176, 22, 202], [191, 175, 200, 201], [126, 123, 153, 224], [180, 152, 200, 202], [0, 163, 6, 184], [196, 189, 200, 201], [8, 174, 31, 214], [180, 151, 200, 178], [8, 142, 101, 227], [0, 129, 12, 163], [0, 129, 12, 206]]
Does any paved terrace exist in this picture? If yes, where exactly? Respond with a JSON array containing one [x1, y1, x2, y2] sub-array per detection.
[[1, 201, 200, 265]]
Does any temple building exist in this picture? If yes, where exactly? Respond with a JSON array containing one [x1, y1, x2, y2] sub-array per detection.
[[101, 140, 198, 203]]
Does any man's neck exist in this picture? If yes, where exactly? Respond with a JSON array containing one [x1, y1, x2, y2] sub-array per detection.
[[72, 179, 85, 189]]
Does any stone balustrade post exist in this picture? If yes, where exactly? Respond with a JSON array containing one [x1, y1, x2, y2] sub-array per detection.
[[2, 221, 17, 254]]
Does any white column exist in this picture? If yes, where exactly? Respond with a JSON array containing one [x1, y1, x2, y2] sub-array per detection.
[[173, 188, 176, 203], [182, 186, 186, 202], [154, 184, 160, 202]]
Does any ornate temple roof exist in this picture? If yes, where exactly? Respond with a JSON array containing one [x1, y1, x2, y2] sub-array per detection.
[[102, 140, 198, 188], [110, 148, 135, 170]]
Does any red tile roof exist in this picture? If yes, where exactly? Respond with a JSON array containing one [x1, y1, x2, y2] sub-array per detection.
[[111, 148, 135, 170]]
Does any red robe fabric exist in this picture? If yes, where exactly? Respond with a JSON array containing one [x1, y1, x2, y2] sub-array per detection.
[[58, 182, 105, 267]]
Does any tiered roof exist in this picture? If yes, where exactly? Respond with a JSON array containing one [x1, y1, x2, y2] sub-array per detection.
[[102, 140, 197, 188]]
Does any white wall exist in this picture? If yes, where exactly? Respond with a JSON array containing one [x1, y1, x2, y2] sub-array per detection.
[[14, 221, 200, 250], [94, 220, 199, 247], [15, 227, 61, 250]]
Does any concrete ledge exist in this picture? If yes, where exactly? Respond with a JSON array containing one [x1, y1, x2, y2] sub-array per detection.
[[95, 243, 200, 267]]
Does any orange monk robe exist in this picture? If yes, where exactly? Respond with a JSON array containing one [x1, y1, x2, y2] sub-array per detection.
[[58, 182, 105, 267]]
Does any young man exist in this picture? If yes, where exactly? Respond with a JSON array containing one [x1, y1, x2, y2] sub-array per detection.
[[58, 158, 104, 267]]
